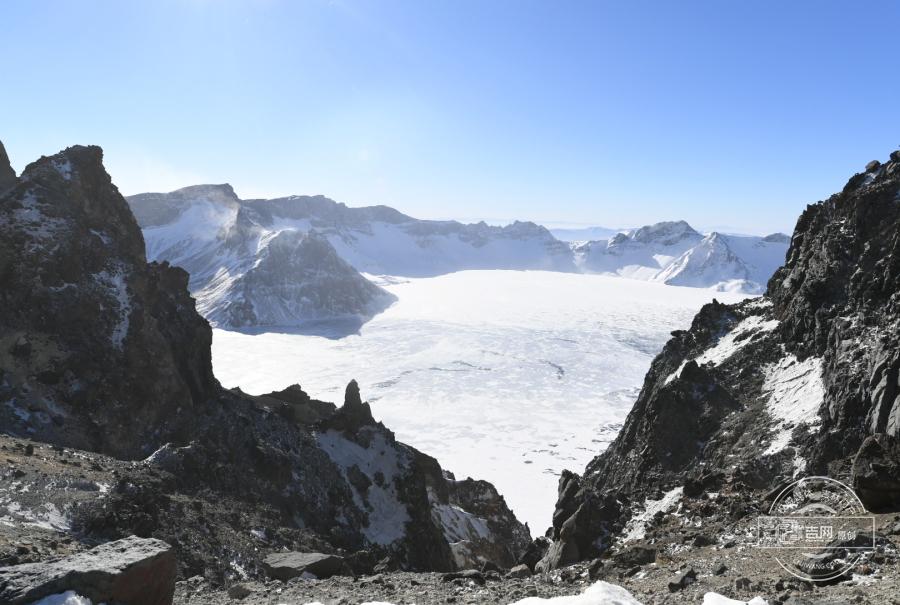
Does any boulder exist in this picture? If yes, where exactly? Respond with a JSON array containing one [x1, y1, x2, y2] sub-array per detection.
[[612, 545, 657, 567], [0, 536, 175, 605], [263, 552, 345, 581], [506, 563, 532, 579], [852, 434, 900, 511], [667, 567, 696, 592], [441, 569, 485, 585], [865, 160, 882, 172]]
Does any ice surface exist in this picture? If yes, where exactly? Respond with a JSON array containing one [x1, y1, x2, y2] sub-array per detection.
[[212, 270, 748, 531]]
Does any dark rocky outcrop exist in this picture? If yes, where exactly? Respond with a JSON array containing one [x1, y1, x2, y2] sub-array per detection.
[[263, 552, 346, 581], [0, 142, 528, 582], [0, 141, 16, 192], [852, 434, 900, 511], [0, 145, 217, 459], [540, 151, 900, 569], [0, 536, 176, 605]]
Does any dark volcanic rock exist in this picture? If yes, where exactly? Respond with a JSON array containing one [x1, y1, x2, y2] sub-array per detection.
[[540, 151, 900, 568], [263, 552, 345, 581], [0, 145, 217, 458], [853, 434, 900, 511], [0, 140, 16, 192], [248, 383, 336, 425], [0, 536, 175, 605]]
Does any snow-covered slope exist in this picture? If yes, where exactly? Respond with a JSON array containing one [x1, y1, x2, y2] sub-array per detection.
[[573, 221, 789, 293], [199, 230, 397, 328], [549, 225, 624, 242]]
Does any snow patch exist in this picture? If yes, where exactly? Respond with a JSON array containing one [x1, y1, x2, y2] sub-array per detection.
[[430, 502, 493, 568], [316, 429, 411, 545], [703, 593, 769, 605], [3, 191, 69, 240], [621, 487, 683, 542], [51, 158, 73, 180], [29, 591, 94, 605], [695, 315, 779, 366], [509, 580, 642, 604], [0, 499, 70, 531], [93, 267, 132, 349], [761, 354, 824, 457], [432, 503, 490, 542]]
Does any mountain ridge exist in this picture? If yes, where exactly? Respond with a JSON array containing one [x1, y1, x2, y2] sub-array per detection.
[[537, 151, 900, 577], [129, 188, 789, 329]]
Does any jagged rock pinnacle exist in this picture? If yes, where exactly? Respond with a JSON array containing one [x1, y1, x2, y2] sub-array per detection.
[[0, 140, 17, 191], [345, 379, 363, 407]]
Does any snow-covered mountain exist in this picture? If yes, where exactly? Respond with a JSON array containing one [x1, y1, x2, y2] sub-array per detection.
[[127, 185, 396, 328], [201, 229, 397, 328], [572, 221, 789, 293], [128, 186, 789, 329], [127, 185, 578, 328], [130, 187, 576, 280]]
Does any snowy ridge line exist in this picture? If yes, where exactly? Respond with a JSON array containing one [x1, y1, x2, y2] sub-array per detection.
[[128, 188, 789, 330]]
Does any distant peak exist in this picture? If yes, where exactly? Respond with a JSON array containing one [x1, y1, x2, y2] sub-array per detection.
[[171, 183, 239, 201], [628, 220, 700, 244], [763, 233, 791, 244]]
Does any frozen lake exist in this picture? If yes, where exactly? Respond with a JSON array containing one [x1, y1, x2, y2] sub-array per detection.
[[211, 270, 748, 532]]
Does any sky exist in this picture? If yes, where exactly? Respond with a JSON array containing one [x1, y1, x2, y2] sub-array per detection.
[[2, 0, 899, 234]]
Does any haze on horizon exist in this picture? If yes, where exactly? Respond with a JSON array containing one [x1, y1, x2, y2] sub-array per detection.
[[3, 0, 899, 235]]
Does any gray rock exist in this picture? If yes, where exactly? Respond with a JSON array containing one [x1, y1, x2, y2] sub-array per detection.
[[0, 536, 175, 605], [506, 564, 532, 579], [227, 583, 253, 599], [866, 159, 882, 172], [667, 567, 696, 592], [852, 434, 900, 511], [263, 552, 345, 581], [612, 545, 656, 567], [441, 569, 485, 585]]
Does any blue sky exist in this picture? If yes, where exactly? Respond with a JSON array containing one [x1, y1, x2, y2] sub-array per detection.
[[2, 0, 898, 234]]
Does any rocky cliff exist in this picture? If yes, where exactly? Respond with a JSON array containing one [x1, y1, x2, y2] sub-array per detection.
[[540, 152, 900, 570], [0, 143, 529, 581], [0, 144, 217, 459]]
